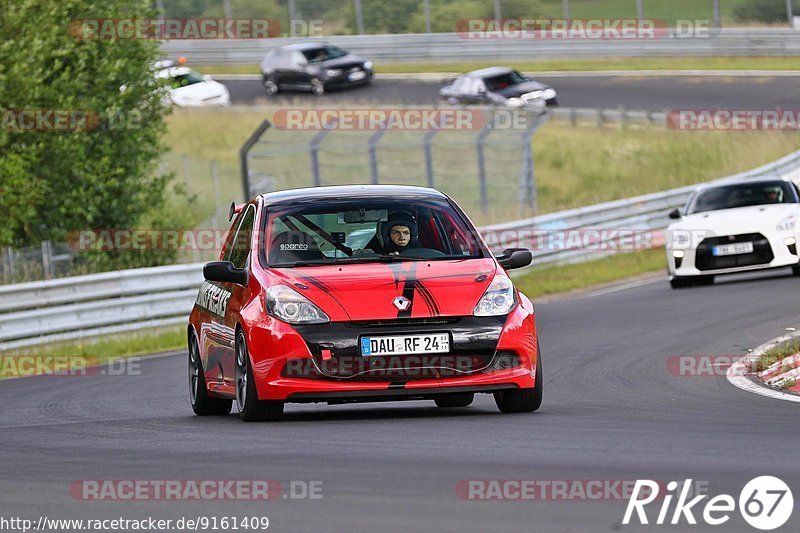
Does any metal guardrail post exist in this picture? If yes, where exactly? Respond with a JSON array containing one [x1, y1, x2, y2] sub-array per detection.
[[476, 119, 493, 213], [211, 160, 221, 230], [41, 241, 53, 280], [423, 128, 438, 188], [519, 113, 548, 211], [239, 119, 272, 201], [368, 128, 387, 185], [310, 128, 332, 187]]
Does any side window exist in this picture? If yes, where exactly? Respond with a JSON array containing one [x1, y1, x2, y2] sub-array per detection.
[[228, 206, 256, 269], [220, 210, 244, 260]]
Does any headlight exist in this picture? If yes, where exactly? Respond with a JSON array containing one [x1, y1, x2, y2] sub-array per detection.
[[324, 69, 343, 77], [474, 276, 516, 316], [542, 88, 556, 99], [363, 61, 373, 70], [776, 215, 797, 232], [266, 285, 330, 324], [507, 97, 525, 108]]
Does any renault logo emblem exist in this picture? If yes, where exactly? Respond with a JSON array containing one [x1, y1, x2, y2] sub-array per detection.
[[392, 296, 411, 311]]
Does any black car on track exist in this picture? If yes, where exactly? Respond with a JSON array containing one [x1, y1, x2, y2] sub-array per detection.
[[259, 43, 374, 96]]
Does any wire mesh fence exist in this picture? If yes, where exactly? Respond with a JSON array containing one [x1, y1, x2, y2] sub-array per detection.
[[243, 107, 548, 225]]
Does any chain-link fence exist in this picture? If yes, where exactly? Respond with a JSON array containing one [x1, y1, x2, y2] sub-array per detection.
[[242, 108, 548, 225]]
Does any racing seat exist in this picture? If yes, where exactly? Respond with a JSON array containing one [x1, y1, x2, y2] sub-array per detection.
[[269, 231, 325, 264]]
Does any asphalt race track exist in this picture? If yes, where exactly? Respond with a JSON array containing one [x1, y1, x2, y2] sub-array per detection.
[[223, 75, 800, 111], [2, 269, 798, 532]]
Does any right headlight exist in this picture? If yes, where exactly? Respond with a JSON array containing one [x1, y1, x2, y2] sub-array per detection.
[[776, 215, 797, 232], [266, 285, 330, 324], [474, 276, 516, 316]]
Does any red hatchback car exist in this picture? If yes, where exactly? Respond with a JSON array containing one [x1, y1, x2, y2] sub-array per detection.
[[188, 185, 541, 421]]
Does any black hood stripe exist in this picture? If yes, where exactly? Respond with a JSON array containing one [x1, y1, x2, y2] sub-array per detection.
[[415, 280, 440, 315]]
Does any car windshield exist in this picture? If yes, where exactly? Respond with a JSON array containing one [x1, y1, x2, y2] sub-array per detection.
[[483, 70, 528, 91], [167, 70, 205, 89], [263, 197, 486, 267], [687, 181, 799, 214], [303, 46, 349, 64]]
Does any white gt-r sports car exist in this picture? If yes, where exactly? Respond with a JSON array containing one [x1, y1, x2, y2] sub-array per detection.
[[666, 179, 800, 288]]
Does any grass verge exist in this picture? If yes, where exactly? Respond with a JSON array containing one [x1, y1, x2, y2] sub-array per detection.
[[754, 338, 800, 373], [199, 57, 800, 76], [514, 248, 665, 299], [0, 325, 185, 378]]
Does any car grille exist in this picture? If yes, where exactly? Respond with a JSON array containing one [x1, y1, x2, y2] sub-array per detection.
[[345, 317, 459, 328], [694, 233, 773, 271]]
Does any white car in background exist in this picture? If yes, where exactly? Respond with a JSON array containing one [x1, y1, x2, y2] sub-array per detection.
[[154, 59, 230, 107], [666, 179, 800, 288]]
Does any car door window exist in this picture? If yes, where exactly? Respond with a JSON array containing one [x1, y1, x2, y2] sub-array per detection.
[[227, 205, 255, 269]]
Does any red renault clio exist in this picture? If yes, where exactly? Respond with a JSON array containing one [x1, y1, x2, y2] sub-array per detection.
[[188, 185, 541, 421]]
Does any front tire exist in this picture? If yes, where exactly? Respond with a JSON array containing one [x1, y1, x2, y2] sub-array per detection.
[[495, 344, 543, 414], [263, 75, 279, 96], [792, 265, 800, 277], [235, 330, 284, 422], [670, 276, 692, 289], [434, 393, 474, 408], [189, 333, 232, 416], [310, 78, 325, 96]]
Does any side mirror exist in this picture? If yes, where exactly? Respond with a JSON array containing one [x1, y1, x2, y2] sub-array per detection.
[[203, 261, 248, 285], [495, 248, 533, 270], [203, 74, 213, 82], [668, 208, 682, 220]]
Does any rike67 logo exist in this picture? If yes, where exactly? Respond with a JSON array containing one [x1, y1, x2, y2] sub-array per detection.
[[623, 477, 793, 530]]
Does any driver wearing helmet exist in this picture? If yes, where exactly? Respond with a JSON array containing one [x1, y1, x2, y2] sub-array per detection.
[[379, 212, 421, 255]]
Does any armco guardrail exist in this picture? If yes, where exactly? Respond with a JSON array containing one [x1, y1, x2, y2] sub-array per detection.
[[481, 148, 800, 267], [3, 148, 800, 350], [0, 263, 204, 350], [162, 29, 800, 65]]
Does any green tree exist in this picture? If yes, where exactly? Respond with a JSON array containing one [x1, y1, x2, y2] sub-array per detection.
[[0, 0, 170, 249]]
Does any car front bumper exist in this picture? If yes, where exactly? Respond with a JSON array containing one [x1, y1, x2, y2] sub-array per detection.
[[667, 231, 799, 277], [245, 304, 538, 402]]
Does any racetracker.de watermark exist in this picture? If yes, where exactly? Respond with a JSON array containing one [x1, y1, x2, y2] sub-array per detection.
[[455, 479, 708, 501], [69, 228, 663, 253], [271, 108, 549, 131], [453, 18, 690, 40], [666, 356, 748, 377], [668, 109, 800, 131], [68, 18, 282, 39], [0, 356, 141, 378], [1, 109, 146, 132], [69, 480, 323, 500]]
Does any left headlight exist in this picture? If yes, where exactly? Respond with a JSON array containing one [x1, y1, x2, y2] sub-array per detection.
[[474, 276, 517, 316], [364, 60, 374, 70], [266, 284, 330, 324], [776, 215, 797, 232]]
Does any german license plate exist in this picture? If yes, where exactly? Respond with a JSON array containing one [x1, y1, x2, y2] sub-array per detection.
[[360, 333, 450, 356], [712, 242, 754, 256], [348, 71, 367, 81]]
